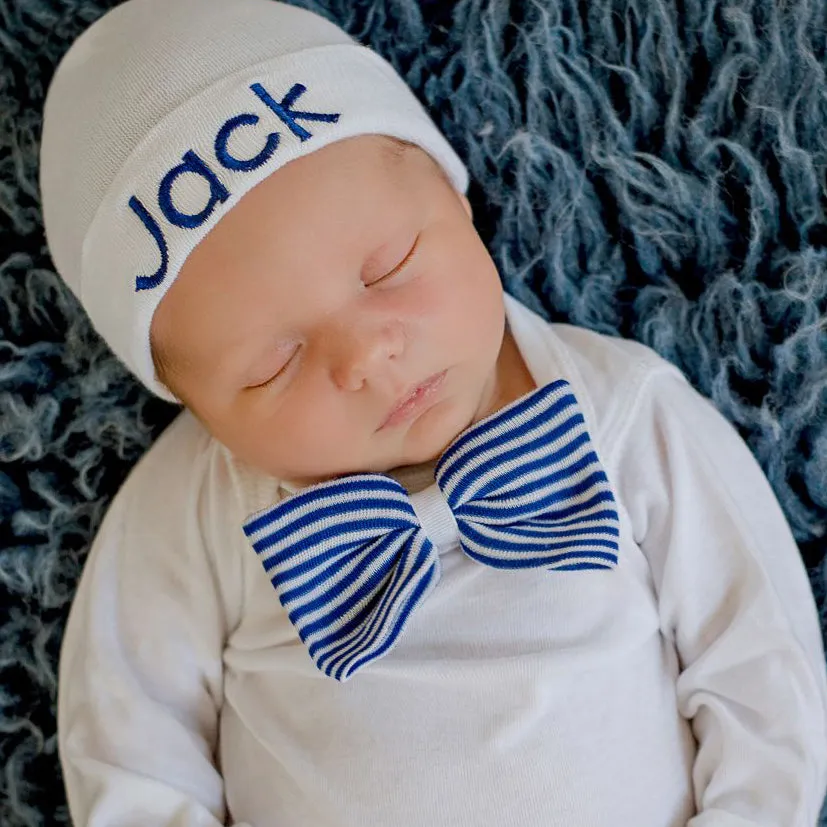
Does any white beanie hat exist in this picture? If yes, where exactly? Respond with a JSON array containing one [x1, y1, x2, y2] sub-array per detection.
[[39, 0, 469, 403]]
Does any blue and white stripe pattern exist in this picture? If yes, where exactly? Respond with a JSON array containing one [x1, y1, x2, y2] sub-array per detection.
[[243, 476, 441, 682], [435, 379, 620, 571], [243, 378, 620, 681]]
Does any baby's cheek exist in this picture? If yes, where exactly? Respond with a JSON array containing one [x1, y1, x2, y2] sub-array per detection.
[[443, 273, 502, 352], [261, 385, 356, 475]]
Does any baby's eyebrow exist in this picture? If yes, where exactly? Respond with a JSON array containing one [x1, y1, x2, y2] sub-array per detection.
[[381, 137, 414, 166], [151, 336, 175, 381]]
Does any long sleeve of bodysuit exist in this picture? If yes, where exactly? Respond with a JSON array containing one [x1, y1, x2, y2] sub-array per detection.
[[57, 413, 249, 827], [605, 350, 827, 826]]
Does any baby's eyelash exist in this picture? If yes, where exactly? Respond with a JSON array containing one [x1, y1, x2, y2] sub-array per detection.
[[369, 235, 419, 285], [248, 346, 299, 389]]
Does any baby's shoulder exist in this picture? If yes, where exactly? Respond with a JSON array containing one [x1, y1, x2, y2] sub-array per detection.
[[119, 410, 215, 493], [108, 409, 238, 525], [542, 321, 687, 440], [116, 409, 283, 532], [507, 295, 686, 433], [549, 321, 681, 381], [83, 410, 249, 634]]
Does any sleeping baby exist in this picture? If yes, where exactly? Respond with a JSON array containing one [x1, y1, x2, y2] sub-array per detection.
[[38, 0, 827, 824]]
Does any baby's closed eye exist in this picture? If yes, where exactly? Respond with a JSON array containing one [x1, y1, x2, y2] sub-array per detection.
[[245, 342, 301, 389], [362, 234, 420, 286]]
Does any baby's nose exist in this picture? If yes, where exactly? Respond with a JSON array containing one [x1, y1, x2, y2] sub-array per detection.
[[330, 321, 404, 392]]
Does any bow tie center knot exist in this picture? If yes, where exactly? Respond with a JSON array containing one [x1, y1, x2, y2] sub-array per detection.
[[409, 484, 460, 549]]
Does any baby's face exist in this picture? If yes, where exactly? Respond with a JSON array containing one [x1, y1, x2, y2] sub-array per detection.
[[150, 135, 517, 484]]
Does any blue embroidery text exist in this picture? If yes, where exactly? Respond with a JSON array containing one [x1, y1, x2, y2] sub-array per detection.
[[130, 82, 340, 292]]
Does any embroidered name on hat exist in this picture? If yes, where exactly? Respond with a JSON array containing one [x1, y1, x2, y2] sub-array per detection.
[[128, 82, 340, 292]]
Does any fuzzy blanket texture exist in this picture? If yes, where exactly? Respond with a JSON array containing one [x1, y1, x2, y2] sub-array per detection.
[[1, 0, 827, 823]]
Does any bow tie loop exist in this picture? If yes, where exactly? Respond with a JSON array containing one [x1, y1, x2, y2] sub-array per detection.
[[436, 380, 621, 571], [243, 379, 620, 681], [244, 475, 441, 682]]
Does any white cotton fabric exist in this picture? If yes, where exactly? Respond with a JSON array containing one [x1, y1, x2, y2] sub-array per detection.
[[38, 0, 468, 402], [57, 293, 827, 826]]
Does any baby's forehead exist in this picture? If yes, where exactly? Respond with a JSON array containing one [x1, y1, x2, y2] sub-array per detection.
[[255, 134, 423, 211], [250, 136, 441, 234], [329, 134, 442, 179]]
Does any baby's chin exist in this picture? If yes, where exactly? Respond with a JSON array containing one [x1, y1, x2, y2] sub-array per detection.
[[374, 395, 477, 471], [246, 390, 480, 485]]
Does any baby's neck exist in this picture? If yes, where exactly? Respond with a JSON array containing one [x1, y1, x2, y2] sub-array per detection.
[[387, 457, 439, 494]]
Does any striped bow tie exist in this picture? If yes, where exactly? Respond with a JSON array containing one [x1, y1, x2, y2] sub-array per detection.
[[243, 378, 620, 682]]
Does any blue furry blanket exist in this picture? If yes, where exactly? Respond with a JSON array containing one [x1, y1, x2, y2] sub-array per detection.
[[1, 0, 826, 822]]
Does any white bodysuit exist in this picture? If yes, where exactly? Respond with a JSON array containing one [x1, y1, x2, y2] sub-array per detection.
[[58, 293, 827, 826]]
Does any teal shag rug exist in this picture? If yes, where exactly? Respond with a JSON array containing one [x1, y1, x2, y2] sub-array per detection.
[[1, 0, 826, 822]]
